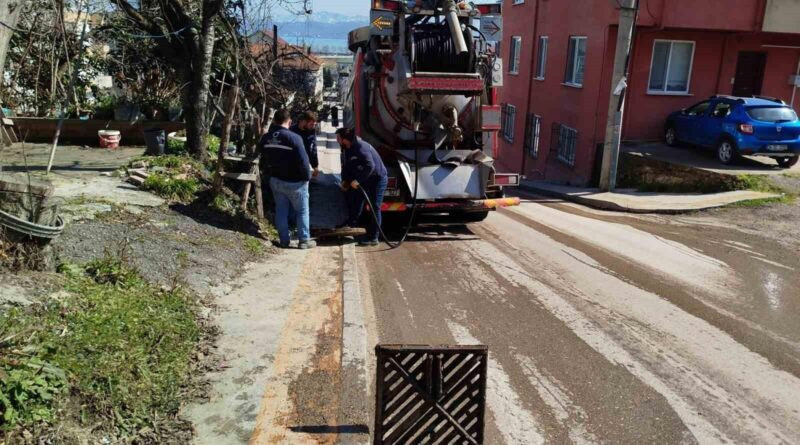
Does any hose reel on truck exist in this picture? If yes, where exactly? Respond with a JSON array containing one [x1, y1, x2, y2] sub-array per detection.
[[343, 0, 520, 234]]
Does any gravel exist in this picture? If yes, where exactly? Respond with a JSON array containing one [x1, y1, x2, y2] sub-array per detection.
[[54, 203, 273, 296]]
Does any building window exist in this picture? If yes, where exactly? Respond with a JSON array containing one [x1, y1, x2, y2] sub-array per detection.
[[648, 40, 695, 94], [552, 123, 578, 166], [508, 36, 522, 74], [524, 114, 542, 158], [564, 36, 587, 87], [501, 104, 517, 142], [535, 36, 548, 80], [513, 0, 525, 4]]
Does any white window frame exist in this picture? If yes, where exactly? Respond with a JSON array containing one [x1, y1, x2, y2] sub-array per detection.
[[509, 36, 522, 75], [647, 39, 696, 95], [512, 0, 525, 4], [502, 104, 517, 143], [564, 36, 587, 87], [535, 36, 548, 80]]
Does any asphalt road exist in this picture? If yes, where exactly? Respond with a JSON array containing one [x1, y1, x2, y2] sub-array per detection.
[[356, 194, 800, 444]]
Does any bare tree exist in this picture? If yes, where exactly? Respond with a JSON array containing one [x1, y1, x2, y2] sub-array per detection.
[[111, 0, 225, 160], [0, 0, 24, 75], [110, 0, 310, 160]]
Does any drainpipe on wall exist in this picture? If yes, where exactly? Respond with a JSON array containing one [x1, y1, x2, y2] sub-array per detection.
[[714, 34, 730, 94], [519, 0, 540, 178], [791, 54, 800, 108]]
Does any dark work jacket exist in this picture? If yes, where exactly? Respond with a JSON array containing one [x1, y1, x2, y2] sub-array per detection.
[[342, 138, 387, 185], [289, 124, 319, 169], [259, 125, 311, 182]]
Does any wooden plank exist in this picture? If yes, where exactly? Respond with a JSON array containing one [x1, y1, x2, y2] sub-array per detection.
[[223, 154, 260, 164], [254, 169, 264, 219], [221, 171, 257, 182]]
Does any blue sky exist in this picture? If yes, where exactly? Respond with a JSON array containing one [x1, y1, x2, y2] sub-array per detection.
[[311, 0, 368, 16]]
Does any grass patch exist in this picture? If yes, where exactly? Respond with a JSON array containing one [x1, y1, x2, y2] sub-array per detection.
[[0, 258, 200, 441], [242, 235, 264, 254], [211, 193, 236, 214], [733, 174, 783, 193], [164, 134, 220, 157], [131, 154, 203, 172], [142, 173, 200, 202], [728, 194, 795, 207]]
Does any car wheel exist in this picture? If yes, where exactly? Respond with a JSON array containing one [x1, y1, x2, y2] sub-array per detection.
[[665, 126, 678, 147], [716, 139, 738, 165], [777, 156, 799, 168]]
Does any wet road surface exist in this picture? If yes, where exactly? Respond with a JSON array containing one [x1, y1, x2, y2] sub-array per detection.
[[357, 194, 800, 444]]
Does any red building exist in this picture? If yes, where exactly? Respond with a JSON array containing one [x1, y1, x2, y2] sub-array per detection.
[[497, 0, 800, 185]]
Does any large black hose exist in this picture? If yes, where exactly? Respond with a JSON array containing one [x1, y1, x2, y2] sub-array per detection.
[[411, 24, 475, 73]]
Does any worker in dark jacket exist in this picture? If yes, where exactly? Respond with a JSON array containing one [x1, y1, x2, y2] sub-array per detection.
[[336, 128, 388, 246], [260, 109, 315, 249], [290, 111, 319, 178]]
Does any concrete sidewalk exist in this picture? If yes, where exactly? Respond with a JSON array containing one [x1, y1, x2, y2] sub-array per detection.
[[518, 180, 781, 214]]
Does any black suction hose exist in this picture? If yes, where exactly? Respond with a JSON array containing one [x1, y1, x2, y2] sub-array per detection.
[[346, 145, 420, 249]]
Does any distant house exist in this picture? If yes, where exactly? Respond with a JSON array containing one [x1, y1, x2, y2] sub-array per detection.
[[250, 31, 324, 99], [497, 0, 800, 186]]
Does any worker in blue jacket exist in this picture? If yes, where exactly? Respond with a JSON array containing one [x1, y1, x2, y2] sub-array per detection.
[[260, 109, 315, 249], [290, 111, 319, 178], [336, 127, 388, 247]]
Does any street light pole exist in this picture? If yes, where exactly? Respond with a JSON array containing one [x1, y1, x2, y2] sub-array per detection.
[[599, 0, 638, 192]]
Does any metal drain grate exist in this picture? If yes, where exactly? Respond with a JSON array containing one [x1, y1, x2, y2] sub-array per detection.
[[374, 345, 488, 445]]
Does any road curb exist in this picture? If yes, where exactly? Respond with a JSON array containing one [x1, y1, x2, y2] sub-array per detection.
[[518, 182, 781, 214], [338, 242, 371, 444]]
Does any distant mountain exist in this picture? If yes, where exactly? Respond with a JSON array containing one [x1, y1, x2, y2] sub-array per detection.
[[273, 12, 368, 41], [304, 11, 369, 25]]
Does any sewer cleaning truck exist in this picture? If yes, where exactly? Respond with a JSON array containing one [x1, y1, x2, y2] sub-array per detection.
[[343, 0, 520, 223]]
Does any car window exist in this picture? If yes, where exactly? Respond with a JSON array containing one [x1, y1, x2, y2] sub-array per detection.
[[686, 101, 710, 116], [746, 107, 798, 123], [711, 102, 732, 118]]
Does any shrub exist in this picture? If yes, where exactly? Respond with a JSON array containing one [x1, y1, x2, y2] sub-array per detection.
[[142, 173, 200, 202], [0, 261, 200, 438]]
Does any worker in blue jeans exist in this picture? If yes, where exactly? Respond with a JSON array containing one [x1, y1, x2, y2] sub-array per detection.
[[336, 128, 388, 246], [260, 109, 315, 249]]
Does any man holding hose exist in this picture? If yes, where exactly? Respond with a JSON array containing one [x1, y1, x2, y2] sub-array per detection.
[[336, 128, 388, 247]]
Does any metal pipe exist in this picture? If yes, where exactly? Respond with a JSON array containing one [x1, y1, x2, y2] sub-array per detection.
[[444, 0, 468, 54]]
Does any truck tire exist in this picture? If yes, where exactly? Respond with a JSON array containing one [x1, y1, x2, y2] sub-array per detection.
[[777, 156, 799, 168]]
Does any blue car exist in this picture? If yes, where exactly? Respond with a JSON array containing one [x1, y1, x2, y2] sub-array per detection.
[[665, 96, 800, 168]]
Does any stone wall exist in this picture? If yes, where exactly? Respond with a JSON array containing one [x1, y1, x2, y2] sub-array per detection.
[[13, 118, 185, 146], [0, 173, 59, 226]]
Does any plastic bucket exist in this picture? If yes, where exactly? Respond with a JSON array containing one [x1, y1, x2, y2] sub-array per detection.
[[98, 130, 121, 149], [143, 128, 166, 155]]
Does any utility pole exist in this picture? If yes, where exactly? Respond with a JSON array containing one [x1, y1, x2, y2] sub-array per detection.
[[599, 0, 638, 192]]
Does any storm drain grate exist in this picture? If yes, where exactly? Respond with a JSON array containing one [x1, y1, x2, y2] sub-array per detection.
[[374, 345, 488, 445]]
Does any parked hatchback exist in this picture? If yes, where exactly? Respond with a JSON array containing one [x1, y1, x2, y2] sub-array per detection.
[[665, 96, 800, 168]]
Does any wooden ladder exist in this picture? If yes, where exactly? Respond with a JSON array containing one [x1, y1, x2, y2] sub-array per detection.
[[221, 154, 264, 219]]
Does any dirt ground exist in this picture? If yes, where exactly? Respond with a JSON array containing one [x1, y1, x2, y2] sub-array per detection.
[[1, 144, 271, 306], [682, 172, 800, 251], [55, 202, 269, 296]]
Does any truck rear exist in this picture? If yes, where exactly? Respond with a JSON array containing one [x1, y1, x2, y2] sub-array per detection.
[[343, 0, 519, 223]]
